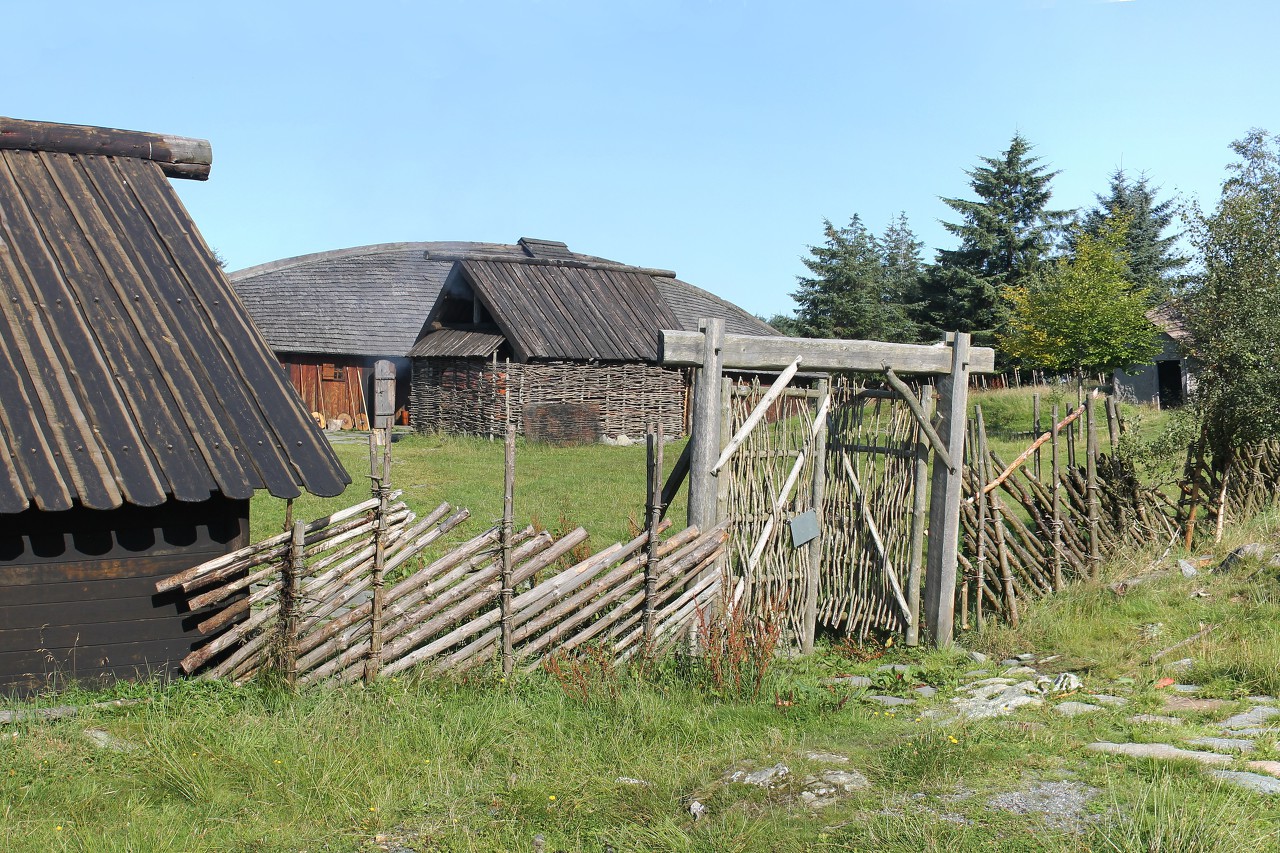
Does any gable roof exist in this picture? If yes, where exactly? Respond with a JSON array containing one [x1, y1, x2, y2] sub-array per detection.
[[0, 124, 350, 513], [231, 240, 777, 360]]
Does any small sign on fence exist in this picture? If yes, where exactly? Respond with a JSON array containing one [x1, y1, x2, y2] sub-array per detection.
[[789, 509, 819, 548]]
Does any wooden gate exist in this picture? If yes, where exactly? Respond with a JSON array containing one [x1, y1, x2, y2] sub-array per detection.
[[661, 322, 997, 648]]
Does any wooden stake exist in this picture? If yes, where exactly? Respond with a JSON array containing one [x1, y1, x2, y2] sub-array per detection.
[[974, 408, 989, 627], [905, 384, 932, 646], [1086, 395, 1101, 581], [1051, 405, 1063, 592], [281, 521, 305, 685], [501, 423, 516, 676], [802, 378, 830, 653], [644, 427, 664, 653], [1032, 394, 1042, 481]]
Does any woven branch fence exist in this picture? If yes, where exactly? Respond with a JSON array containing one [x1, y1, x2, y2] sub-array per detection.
[[157, 471, 729, 686]]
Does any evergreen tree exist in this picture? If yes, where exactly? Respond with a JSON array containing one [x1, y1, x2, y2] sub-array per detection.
[[791, 215, 918, 342], [1079, 169, 1189, 299], [918, 134, 1072, 345], [880, 212, 925, 317]]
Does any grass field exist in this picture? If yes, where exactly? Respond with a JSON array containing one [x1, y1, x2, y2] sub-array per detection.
[[5, 402, 1277, 852]]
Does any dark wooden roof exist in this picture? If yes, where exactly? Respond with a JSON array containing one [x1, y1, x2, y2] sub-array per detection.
[[407, 328, 505, 358], [231, 241, 777, 359], [458, 260, 682, 361], [0, 141, 350, 514]]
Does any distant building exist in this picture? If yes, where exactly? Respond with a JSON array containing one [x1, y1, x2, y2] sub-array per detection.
[[1114, 303, 1198, 408], [232, 239, 777, 441]]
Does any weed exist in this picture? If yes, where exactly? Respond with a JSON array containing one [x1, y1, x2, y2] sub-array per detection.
[[540, 644, 621, 706], [690, 588, 784, 701]]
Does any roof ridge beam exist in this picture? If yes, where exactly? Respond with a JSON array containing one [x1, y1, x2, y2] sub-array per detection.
[[429, 251, 676, 278], [0, 117, 211, 181]]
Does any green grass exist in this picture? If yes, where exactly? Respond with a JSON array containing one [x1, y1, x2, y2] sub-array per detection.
[[251, 432, 689, 553], [6, 399, 1280, 851]]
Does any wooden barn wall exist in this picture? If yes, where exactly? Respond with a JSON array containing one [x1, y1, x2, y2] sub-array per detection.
[[410, 358, 688, 440], [279, 354, 411, 427], [0, 497, 248, 697]]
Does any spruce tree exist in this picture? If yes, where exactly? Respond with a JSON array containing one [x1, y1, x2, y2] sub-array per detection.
[[1079, 169, 1189, 300], [791, 215, 918, 343], [918, 134, 1072, 345]]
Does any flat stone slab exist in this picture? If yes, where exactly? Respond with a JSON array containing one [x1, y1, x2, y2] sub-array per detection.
[[868, 695, 915, 707], [1221, 706, 1280, 730], [1163, 695, 1225, 713], [823, 676, 873, 689], [965, 677, 1014, 689], [1224, 727, 1279, 737], [987, 780, 1100, 831], [799, 768, 870, 809], [912, 686, 938, 698], [1089, 694, 1129, 707], [1055, 702, 1103, 717], [805, 751, 850, 764], [1130, 714, 1185, 726], [1003, 666, 1038, 677], [1088, 742, 1232, 765], [1210, 770, 1280, 795], [1247, 760, 1280, 778], [1186, 737, 1256, 752]]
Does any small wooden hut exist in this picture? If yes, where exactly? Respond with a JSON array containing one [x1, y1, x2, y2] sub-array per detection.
[[1114, 302, 1199, 409], [0, 118, 349, 696], [231, 238, 777, 440]]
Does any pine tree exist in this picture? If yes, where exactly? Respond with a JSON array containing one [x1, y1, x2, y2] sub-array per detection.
[[918, 134, 1072, 345], [791, 215, 918, 342], [1079, 169, 1188, 299]]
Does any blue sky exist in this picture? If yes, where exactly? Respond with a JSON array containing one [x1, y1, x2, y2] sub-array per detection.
[[8, 0, 1277, 318]]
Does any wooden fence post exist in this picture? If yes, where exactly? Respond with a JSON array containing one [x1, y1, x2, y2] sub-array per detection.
[[501, 423, 516, 676], [365, 360, 396, 683], [924, 332, 971, 647], [688, 318, 725, 532], [905, 383, 932, 647], [281, 520, 305, 685], [1051, 404, 1064, 591], [1086, 395, 1101, 581], [644, 427, 664, 653], [802, 377, 829, 653]]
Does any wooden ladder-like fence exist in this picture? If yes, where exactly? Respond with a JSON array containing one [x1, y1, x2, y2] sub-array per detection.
[[158, 429, 729, 686]]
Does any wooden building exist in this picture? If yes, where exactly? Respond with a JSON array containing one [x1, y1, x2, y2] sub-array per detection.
[[232, 238, 776, 440], [0, 118, 349, 696], [1114, 302, 1199, 409]]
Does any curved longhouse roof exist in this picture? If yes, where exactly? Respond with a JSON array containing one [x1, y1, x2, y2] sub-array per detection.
[[231, 239, 776, 360]]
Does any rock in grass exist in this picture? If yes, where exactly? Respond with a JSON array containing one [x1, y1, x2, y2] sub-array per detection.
[[1210, 770, 1280, 794], [1179, 559, 1199, 577], [1054, 701, 1102, 717], [1218, 543, 1267, 571], [1220, 706, 1280, 730], [723, 763, 789, 788], [1130, 714, 1185, 726], [805, 751, 850, 764], [823, 675, 872, 689], [968, 650, 988, 664], [1087, 742, 1232, 765], [83, 728, 135, 752], [987, 780, 1100, 831], [1090, 695, 1129, 707], [912, 686, 938, 699], [868, 695, 915, 707], [800, 768, 871, 808], [1186, 737, 1255, 753]]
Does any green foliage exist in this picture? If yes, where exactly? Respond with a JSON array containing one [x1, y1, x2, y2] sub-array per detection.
[[1185, 128, 1280, 454], [919, 134, 1073, 345], [1078, 169, 1189, 299], [1000, 215, 1161, 376], [790, 213, 920, 343]]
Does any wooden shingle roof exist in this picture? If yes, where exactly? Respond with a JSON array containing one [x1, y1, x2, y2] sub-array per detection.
[[232, 240, 777, 359], [0, 128, 350, 513]]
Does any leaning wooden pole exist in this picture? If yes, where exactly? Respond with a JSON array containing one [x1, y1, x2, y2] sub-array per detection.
[[644, 426, 664, 654], [924, 332, 971, 647], [688, 318, 725, 533], [501, 424, 516, 677], [364, 431, 392, 683]]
